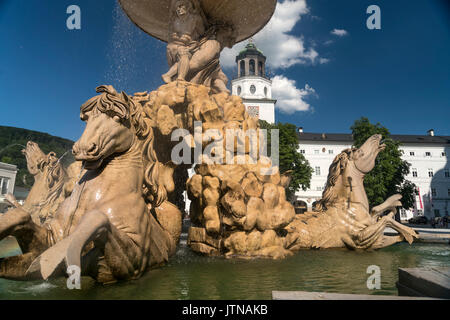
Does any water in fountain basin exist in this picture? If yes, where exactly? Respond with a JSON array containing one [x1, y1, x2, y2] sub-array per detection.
[[0, 236, 448, 300]]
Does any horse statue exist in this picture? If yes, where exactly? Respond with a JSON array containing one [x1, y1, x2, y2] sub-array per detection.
[[286, 134, 418, 250], [0, 86, 182, 283], [5, 141, 81, 225]]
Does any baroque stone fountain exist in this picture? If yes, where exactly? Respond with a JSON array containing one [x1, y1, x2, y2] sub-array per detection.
[[0, 0, 417, 284]]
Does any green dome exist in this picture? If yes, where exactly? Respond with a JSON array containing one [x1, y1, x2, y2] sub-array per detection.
[[236, 42, 266, 62]]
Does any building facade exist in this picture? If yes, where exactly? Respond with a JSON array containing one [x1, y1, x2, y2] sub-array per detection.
[[295, 129, 450, 221], [231, 41, 276, 123], [0, 162, 18, 213]]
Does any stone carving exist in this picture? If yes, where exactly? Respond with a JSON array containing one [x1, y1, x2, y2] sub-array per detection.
[[131, 81, 296, 259], [5, 141, 81, 225], [0, 83, 419, 285], [0, 86, 182, 282], [188, 163, 295, 259], [285, 134, 418, 250], [161, 0, 235, 92], [119, 0, 277, 93]]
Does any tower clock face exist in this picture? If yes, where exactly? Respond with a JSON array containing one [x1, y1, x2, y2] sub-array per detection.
[[250, 85, 256, 94]]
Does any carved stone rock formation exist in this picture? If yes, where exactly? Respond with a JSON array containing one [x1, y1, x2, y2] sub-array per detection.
[[129, 81, 296, 259]]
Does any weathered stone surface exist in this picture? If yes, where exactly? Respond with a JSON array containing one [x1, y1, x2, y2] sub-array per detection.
[[397, 267, 450, 299], [242, 173, 263, 198], [223, 229, 291, 259], [189, 242, 220, 256], [157, 104, 178, 135], [154, 201, 183, 245], [188, 226, 221, 250], [273, 291, 440, 300], [151, 82, 296, 259]]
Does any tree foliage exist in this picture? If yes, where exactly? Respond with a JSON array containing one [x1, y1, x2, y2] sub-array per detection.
[[0, 126, 74, 188], [259, 121, 313, 200], [351, 118, 415, 210]]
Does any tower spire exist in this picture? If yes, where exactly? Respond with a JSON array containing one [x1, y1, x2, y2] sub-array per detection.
[[231, 39, 275, 123]]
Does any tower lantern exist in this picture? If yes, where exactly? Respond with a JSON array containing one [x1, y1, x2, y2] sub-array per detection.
[[232, 41, 276, 123]]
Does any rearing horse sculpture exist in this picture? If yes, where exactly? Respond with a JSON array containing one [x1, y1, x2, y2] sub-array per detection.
[[0, 86, 181, 283], [5, 141, 80, 225], [286, 134, 418, 250]]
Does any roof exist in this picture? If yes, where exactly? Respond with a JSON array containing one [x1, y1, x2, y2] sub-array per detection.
[[297, 132, 450, 145], [236, 42, 266, 61], [0, 162, 17, 171]]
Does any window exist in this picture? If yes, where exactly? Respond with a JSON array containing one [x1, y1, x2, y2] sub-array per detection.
[[0, 177, 9, 195], [412, 168, 418, 177], [425, 152, 431, 157], [401, 209, 407, 218], [237, 86, 242, 96], [428, 169, 434, 177], [300, 149, 305, 154], [240, 60, 245, 77], [434, 209, 441, 217], [431, 188, 437, 197], [410, 151, 415, 156], [445, 169, 449, 178], [329, 150, 334, 155], [264, 87, 268, 97], [258, 61, 264, 76], [250, 85, 256, 94], [249, 59, 255, 75], [314, 150, 319, 155], [316, 186, 322, 191], [315, 167, 321, 176]]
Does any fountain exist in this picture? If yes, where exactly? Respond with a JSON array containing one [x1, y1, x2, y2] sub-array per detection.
[[0, 0, 421, 287]]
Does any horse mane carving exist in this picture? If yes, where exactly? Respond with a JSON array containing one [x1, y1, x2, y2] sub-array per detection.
[[80, 85, 169, 207], [315, 148, 356, 212], [36, 152, 66, 219]]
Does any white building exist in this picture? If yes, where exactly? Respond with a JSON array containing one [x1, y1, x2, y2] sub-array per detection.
[[0, 162, 18, 213], [231, 41, 276, 123], [295, 129, 450, 221]]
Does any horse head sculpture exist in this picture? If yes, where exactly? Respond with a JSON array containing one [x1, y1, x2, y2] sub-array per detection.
[[316, 134, 386, 213], [73, 85, 149, 171]]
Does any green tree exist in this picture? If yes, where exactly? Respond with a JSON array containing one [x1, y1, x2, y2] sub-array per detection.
[[259, 120, 313, 200], [351, 117, 415, 210]]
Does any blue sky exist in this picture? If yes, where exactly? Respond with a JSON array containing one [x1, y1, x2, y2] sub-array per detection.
[[0, 0, 449, 141]]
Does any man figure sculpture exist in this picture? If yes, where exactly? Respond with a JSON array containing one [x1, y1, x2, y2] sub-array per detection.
[[162, 0, 236, 93]]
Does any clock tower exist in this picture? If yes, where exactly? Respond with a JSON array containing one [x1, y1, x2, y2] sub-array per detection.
[[231, 41, 276, 123]]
